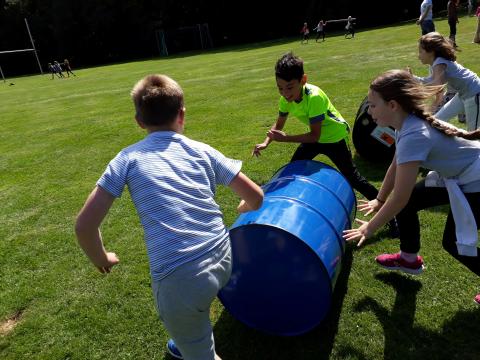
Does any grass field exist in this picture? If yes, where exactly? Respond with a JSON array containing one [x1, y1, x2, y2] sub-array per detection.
[[1, 16, 480, 360]]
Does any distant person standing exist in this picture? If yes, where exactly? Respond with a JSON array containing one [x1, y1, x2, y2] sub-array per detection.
[[447, 0, 459, 48], [300, 22, 310, 44], [474, 6, 480, 44], [314, 20, 326, 42], [48, 63, 59, 79], [468, 0, 474, 16], [345, 16, 355, 39], [63, 59, 76, 77], [417, 0, 435, 35]]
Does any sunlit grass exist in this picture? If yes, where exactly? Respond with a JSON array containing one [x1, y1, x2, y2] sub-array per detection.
[[1, 16, 479, 359]]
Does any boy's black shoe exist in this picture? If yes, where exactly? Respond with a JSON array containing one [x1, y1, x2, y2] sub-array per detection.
[[386, 218, 400, 238]]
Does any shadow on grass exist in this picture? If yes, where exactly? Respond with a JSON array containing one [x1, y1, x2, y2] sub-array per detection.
[[348, 272, 480, 360], [351, 153, 391, 183], [213, 246, 354, 360]]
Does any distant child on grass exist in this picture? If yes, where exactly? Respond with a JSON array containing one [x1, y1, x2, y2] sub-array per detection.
[[63, 59, 76, 77], [343, 69, 480, 305], [447, 0, 459, 48], [47, 63, 58, 79], [252, 52, 399, 237], [474, 5, 480, 44], [313, 20, 327, 42], [75, 74, 264, 360], [300, 22, 310, 44], [345, 16, 355, 39], [53, 61, 65, 78]]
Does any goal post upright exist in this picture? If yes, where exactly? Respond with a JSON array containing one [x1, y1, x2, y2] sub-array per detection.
[[156, 23, 213, 57], [24, 18, 43, 74], [0, 18, 43, 79], [155, 29, 169, 57]]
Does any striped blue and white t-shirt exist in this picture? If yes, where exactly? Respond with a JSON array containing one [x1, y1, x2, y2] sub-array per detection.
[[97, 131, 242, 281]]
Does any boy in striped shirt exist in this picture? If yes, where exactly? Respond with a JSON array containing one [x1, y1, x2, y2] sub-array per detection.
[[75, 74, 263, 360]]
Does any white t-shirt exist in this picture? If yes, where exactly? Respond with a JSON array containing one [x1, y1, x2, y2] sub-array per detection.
[[420, 0, 433, 21]]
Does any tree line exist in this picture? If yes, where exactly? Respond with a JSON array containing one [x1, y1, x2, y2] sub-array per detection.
[[0, 0, 449, 76]]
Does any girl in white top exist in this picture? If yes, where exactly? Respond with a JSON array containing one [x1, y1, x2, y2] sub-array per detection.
[[314, 20, 326, 42], [413, 32, 480, 131], [343, 69, 480, 305]]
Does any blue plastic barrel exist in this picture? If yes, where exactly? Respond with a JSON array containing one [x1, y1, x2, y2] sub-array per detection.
[[218, 160, 356, 336]]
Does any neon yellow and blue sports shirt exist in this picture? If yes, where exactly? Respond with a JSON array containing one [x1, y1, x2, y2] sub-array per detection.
[[278, 83, 349, 143]]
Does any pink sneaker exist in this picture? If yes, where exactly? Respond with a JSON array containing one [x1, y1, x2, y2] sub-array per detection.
[[375, 253, 424, 275], [474, 294, 480, 305]]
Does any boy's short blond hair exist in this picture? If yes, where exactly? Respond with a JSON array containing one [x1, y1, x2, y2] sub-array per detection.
[[131, 74, 184, 126]]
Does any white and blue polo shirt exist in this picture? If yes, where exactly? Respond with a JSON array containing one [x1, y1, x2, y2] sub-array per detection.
[[97, 131, 242, 281]]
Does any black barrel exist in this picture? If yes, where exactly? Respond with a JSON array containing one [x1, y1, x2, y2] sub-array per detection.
[[352, 97, 396, 163]]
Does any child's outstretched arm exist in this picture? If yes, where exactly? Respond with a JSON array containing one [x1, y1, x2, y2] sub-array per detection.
[[75, 186, 120, 273], [252, 115, 288, 157], [229, 172, 264, 213], [267, 121, 321, 144], [357, 154, 397, 216], [429, 64, 447, 86], [343, 161, 420, 246]]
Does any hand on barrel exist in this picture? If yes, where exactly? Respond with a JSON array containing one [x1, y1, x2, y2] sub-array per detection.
[[343, 219, 373, 247], [343, 199, 383, 246], [237, 199, 256, 213]]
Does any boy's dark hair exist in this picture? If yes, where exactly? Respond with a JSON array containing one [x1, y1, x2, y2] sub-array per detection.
[[131, 74, 184, 126], [275, 52, 304, 81]]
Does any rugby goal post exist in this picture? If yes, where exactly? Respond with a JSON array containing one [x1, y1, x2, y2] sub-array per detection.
[[325, 18, 357, 24], [0, 18, 43, 81], [155, 23, 213, 56]]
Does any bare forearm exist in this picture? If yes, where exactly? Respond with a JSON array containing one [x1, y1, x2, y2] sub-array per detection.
[[230, 172, 264, 213], [75, 186, 115, 267], [370, 161, 419, 233], [76, 226, 109, 265], [262, 135, 273, 146], [377, 161, 396, 201], [280, 132, 319, 143], [368, 194, 408, 232], [263, 119, 286, 145]]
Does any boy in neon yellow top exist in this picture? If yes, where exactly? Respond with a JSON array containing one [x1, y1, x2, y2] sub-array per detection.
[[253, 52, 399, 236], [278, 83, 349, 143]]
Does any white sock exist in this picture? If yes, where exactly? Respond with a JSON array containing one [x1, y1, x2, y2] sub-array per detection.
[[400, 251, 418, 262]]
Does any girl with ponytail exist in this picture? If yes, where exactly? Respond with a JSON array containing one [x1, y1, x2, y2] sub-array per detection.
[[413, 32, 480, 131], [343, 69, 480, 305]]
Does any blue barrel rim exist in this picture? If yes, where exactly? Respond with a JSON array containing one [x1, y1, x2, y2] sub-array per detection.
[[221, 223, 335, 336], [229, 220, 341, 284], [270, 160, 357, 214]]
